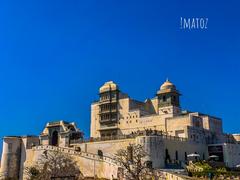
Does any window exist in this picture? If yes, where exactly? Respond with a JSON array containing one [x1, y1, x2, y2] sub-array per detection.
[[112, 93, 116, 98], [175, 151, 178, 160], [173, 96, 176, 102], [165, 149, 170, 163], [163, 96, 166, 102], [98, 150, 103, 157]]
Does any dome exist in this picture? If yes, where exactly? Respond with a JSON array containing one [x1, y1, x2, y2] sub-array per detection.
[[99, 81, 119, 93], [160, 79, 176, 90], [156, 79, 179, 95]]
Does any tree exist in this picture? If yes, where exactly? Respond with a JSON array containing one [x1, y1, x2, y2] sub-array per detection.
[[25, 150, 83, 180], [114, 144, 152, 180]]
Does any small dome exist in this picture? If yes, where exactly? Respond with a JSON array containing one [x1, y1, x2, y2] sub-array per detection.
[[99, 81, 119, 93], [160, 79, 176, 90]]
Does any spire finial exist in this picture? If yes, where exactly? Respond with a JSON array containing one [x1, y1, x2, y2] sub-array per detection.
[[166, 77, 169, 82]]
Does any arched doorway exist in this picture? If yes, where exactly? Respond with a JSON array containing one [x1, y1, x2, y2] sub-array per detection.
[[165, 149, 170, 164], [52, 131, 59, 146]]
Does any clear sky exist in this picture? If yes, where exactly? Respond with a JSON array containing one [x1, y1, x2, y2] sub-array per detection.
[[0, 0, 240, 152]]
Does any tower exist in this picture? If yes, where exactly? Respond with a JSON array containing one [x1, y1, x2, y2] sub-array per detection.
[[98, 81, 119, 137], [156, 79, 181, 116], [0, 136, 22, 179]]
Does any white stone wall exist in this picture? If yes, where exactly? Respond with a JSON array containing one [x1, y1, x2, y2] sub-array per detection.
[[223, 143, 240, 168], [77, 135, 208, 169], [23, 146, 119, 180], [90, 102, 100, 138], [78, 138, 135, 157], [19, 136, 39, 180], [0, 137, 22, 179], [136, 136, 165, 168], [164, 138, 208, 162]]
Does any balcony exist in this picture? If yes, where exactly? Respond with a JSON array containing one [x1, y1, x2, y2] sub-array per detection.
[[99, 109, 117, 114], [98, 98, 117, 104], [98, 124, 118, 131], [99, 118, 117, 123]]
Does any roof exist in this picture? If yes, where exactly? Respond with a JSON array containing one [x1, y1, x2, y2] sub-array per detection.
[[40, 120, 82, 136], [99, 81, 119, 93], [160, 79, 176, 90], [157, 79, 180, 95]]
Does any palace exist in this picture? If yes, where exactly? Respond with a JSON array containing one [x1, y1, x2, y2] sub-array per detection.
[[91, 80, 222, 140], [0, 80, 240, 179]]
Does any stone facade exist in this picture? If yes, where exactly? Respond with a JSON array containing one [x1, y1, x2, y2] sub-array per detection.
[[0, 136, 39, 179], [91, 80, 223, 143], [40, 120, 83, 147]]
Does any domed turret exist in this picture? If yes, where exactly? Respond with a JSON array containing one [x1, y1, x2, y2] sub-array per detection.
[[157, 79, 179, 95], [99, 81, 119, 93], [160, 79, 176, 91], [157, 78, 181, 110]]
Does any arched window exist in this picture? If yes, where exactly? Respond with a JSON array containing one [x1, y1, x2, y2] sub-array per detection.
[[165, 149, 170, 163], [98, 150, 103, 157], [163, 95, 166, 102], [175, 151, 178, 160], [173, 96, 176, 102], [52, 131, 59, 146]]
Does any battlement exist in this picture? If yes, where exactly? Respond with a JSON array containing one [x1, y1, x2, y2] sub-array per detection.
[[71, 130, 197, 145], [32, 145, 118, 166]]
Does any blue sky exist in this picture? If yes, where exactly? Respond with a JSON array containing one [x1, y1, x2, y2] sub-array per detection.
[[0, 0, 240, 151]]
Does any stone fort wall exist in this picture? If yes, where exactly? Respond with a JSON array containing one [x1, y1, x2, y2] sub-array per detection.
[[22, 145, 119, 180], [0, 134, 207, 180]]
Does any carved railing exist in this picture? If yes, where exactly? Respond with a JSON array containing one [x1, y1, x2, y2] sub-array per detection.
[[70, 130, 191, 144], [32, 145, 119, 166]]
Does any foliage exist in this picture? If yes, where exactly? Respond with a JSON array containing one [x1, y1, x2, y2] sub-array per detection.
[[25, 150, 83, 180], [188, 161, 240, 178], [114, 144, 153, 180], [216, 167, 227, 173], [194, 161, 212, 171]]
